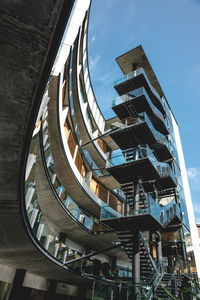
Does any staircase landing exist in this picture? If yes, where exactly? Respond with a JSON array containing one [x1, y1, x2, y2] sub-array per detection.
[[101, 213, 161, 232]]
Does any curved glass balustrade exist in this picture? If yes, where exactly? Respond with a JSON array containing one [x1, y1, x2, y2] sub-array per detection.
[[42, 114, 104, 231], [69, 49, 83, 141], [83, 149, 109, 177], [25, 148, 133, 281], [26, 176, 130, 278], [65, 47, 126, 207], [66, 256, 132, 281], [68, 46, 108, 169], [82, 20, 105, 134], [43, 108, 125, 227], [25, 129, 90, 267], [26, 181, 78, 264]]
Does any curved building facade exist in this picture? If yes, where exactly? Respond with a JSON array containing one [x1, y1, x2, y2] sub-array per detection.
[[0, 0, 199, 299]]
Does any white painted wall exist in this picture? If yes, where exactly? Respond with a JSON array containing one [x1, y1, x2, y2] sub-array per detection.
[[23, 273, 47, 291], [0, 264, 15, 283], [53, 0, 91, 75], [171, 113, 200, 279]]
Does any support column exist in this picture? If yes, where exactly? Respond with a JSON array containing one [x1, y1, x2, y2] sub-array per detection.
[[118, 282, 122, 300], [132, 231, 140, 300], [8, 269, 26, 300], [44, 280, 57, 300], [78, 284, 87, 300], [149, 231, 153, 257], [153, 184, 158, 203], [156, 231, 162, 262], [133, 179, 140, 215]]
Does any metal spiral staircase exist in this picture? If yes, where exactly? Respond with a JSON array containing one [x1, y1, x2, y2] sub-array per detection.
[[98, 67, 188, 299]]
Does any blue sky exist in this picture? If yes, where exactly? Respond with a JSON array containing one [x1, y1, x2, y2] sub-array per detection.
[[88, 0, 200, 222]]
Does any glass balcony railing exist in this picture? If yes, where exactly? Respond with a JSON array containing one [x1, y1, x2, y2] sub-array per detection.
[[42, 116, 103, 232], [106, 145, 177, 188], [110, 113, 172, 159], [82, 150, 126, 200], [26, 181, 81, 264], [101, 193, 181, 228], [100, 194, 160, 220], [106, 146, 146, 168], [160, 200, 181, 225], [43, 115, 127, 229], [110, 113, 144, 132], [107, 145, 173, 173], [66, 255, 132, 281], [112, 87, 167, 129], [100, 203, 123, 220], [112, 87, 145, 107], [114, 67, 165, 115], [82, 149, 110, 177]]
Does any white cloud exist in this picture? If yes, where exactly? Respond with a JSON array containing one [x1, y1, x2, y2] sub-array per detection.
[[94, 70, 114, 84], [91, 35, 96, 43], [185, 64, 200, 95], [187, 167, 200, 190], [89, 54, 100, 72]]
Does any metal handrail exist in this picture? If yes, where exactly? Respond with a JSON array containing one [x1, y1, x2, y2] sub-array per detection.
[[139, 232, 157, 271]]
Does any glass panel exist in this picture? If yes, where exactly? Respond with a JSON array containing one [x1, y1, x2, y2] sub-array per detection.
[[113, 86, 168, 129], [114, 67, 164, 112], [107, 145, 175, 182], [41, 115, 100, 231], [110, 112, 172, 156]]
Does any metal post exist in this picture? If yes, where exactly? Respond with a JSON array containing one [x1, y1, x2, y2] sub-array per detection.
[[44, 280, 57, 300], [7, 269, 26, 300], [118, 282, 122, 300], [156, 231, 162, 262], [149, 231, 153, 257], [134, 179, 140, 215], [92, 280, 95, 300], [132, 231, 140, 300], [107, 190, 110, 205]]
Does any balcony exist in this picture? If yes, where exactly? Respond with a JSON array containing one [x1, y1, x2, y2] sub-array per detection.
[[110, 114, 173, 162], [160, 200, 182, 231], [100, 192, 181, 232], [114, 68, 166, 116], [106, 146, 177, 189], [112, 87, 168, 135]]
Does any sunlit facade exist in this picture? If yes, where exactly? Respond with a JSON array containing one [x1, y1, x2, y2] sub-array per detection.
[[0, 0, 199, 299]]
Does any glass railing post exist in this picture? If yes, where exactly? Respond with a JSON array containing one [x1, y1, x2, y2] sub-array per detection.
[[148, 196, 151, 215], [160, 211, 164, 225], [122, 203, 125, 216]]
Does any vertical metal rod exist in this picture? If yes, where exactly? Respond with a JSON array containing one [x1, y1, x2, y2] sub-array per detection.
[[132, 231, 140, 300], [149, 231, 153, 257], [134, 179, 140, 215], [156, 231, 162, 262], [92, 280, 95, 300], [7, 269, 26, 300]]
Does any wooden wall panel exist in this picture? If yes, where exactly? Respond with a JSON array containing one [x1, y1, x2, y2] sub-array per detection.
[[67, 131, 76, 157], [109, 193, 123, 214], [75, 151, 86, 178]]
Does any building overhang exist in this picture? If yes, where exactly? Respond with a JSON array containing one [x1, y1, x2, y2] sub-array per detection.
[[116, 45, 164, 98], [116, 45, 178, 125]]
